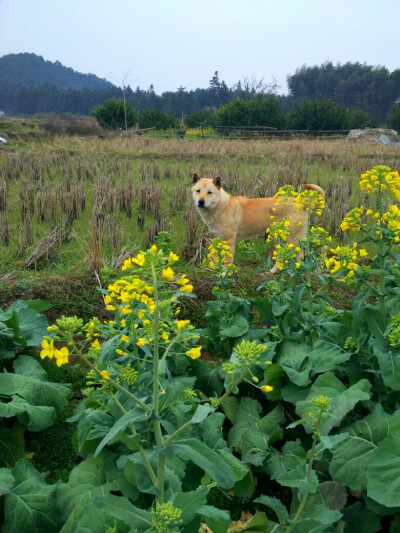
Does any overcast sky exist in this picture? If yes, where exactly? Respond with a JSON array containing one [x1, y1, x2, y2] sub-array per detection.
[[1, 0, 399, 94]]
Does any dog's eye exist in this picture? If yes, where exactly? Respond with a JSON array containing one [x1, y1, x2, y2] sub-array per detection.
[[207, 191, 212, 194], [196, 189, 200, 193]]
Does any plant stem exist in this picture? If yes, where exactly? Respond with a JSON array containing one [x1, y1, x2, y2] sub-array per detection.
[[283, 409, 323, 533], [151, 263, 165, 503], [112, 394, 158, 487], [69, 338, 151, 413]]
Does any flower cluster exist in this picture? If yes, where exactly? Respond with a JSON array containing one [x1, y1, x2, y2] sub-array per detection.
[[324, 243, 368, 278], [308, 226, 332, 250], [273, 185, 298, 205], [360, 165, 400, 200], [233, 338, 268, 366], [40, 338, 69, 367], [204, 238, 236, 276], [151, 502, 183, 533], [340, 207, 364, 233], [381, 204, 400, 243], [272, 243, 302, 270], [388, 312, 400, 347], [266, 219, 292, 243], [295, 189, 325, 216]]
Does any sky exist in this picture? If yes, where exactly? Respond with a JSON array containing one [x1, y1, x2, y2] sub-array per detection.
[[1, 0, 399, 95]]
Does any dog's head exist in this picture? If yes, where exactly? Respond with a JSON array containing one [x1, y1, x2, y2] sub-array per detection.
[[191, 173, 222, 209]]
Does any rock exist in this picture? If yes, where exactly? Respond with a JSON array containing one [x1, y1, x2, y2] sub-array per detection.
[[346, 128, 400, 145]]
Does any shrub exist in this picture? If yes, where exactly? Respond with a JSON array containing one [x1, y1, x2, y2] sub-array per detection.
[[139, 109, 179, 130], [91, 97, 140, 130], [286, 96, 349, 130]]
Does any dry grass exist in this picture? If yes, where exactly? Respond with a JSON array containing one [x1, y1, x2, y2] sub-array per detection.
[[0, 134, 399, 274]]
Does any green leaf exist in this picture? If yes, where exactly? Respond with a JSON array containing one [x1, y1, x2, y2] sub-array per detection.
[[309, 339, 351, 374], [159, 438, 235, 489], [372, 337, 400, 390], [341, 502, 381, 533], [304, 504, 341, 525], [190, 360, 224, 396], [191, 403, 213, 424], [58, 455, 117, 533], [0, 467, 14, 496], [296, 372, 371, 435], [0, 371, 70, 410], [276, 464, 319, 494], [0, 423, 25, 467], [254, 494, 288, 524], [220, 314, 249, 337], [263, 364, 284, 400], [367, 433, 400, 507], [365, 307, 386, 340], [220, 396, 239, 423], [94, 407, 151, 457], [230, 511, 269, 532], [198, 505, 230, 521], [276, 340, 312, 386], [228, 397, 262, 451], [172, 486, 209, 524], [92, 494, 152, 531], [2, 459, 62, 533], [329, 405, 400, 489], [0, 396, 54, 431], [13, 354, 48, 380], [14, 307, 48, 347]]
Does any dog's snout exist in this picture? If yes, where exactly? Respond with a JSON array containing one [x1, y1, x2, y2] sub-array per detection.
[[198, 199, 205, 207]]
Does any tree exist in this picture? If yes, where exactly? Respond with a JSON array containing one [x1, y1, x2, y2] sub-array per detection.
[[286, 97, 349, 130], [91, 98, 140, 130], [139, 109, 179, 130], [386, 105, 400, 132], [184, 110, 215, 128]]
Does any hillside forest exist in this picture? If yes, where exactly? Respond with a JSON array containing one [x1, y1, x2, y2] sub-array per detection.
[[0, 53, 399, 126]]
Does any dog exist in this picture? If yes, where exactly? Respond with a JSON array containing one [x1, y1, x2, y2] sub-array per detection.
[[191, 173, 325, 273]]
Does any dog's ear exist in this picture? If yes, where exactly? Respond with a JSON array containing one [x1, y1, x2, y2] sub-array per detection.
[[192, 173, 201, 184], [213, 176, 222, 189]]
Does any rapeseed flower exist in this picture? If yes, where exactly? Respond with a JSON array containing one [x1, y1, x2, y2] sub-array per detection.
[[185, 346, 202, 359]]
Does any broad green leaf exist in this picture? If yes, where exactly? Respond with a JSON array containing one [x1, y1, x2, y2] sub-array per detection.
[[365, 307, 386, 340], [159, 438, 235, 488], [2, 459, 62, 533], [92, 494, 152, 531], [189, 360, 224, 396], [69, 502, 124, 533], [193, 412, 227, 450], [372, 337, 400, 390], [0, 423, 25, 467], [0, 372, 70, 410], [0, 467, 14, 496], [304, 504, 341, 525], [367, 433, 400, 507], [172, 486, 209, 524], [264, 439, 306, 480], [220, 396, 239, 423], [198, 505, 230, 521], [58, 455, 116, 533], [311, 481, 347, 511], [191, 403, 213, 424], [228, 511, 269, 532], [341, 502, 381, 533], [263, 364, 284, 400], [276, 464, 319, 494], [14, 307, 48, 346], [296, 372, 371, 434], [254, 494, 288, 524], [309, 339, 351, 373], [94, 407, 151, 457], [220, 314, 249, 337], [0, 396, 54, 431], [228, 397, 262, 451], [13, 354, 47, 380], [276, 340, 312, 386], [329, 405, 400, 489]]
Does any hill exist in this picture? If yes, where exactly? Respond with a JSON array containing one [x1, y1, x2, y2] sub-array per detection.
[[0, 52, 115, 91]]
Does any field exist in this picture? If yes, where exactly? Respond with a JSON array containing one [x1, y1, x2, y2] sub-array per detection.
[[2, 119, 400, 533]]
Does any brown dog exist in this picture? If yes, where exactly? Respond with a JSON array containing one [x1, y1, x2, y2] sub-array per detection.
[[192, 173, 325, 273]]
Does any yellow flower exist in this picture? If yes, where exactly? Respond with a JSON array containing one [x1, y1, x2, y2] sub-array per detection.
[[54, 347, 69, 367], [162, 267, 175, 281], [132, 253, 145, 266], [168, 251, 179, 264], [176, 319, 190, 330], [100, 370, 110, 380], [121, 257, 133, 271], [261, 385, 274, 393], [121, 306, 132, 315], [116, 349, 128, 356], [121, 334, 130, 343], [40, 339, 55, 360], [161, 331, 169, 342], [137, 338, 147, 347], [186, 346, 202, 360], [150, 245, 157, 255], [91, 339, 101, 350], [106, 305, 116, 311], [180, 284, 193, 294], [177, 275, 190, 286]]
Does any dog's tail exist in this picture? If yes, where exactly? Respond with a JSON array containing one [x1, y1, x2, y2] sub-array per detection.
[[303, 184, 325, 200]]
